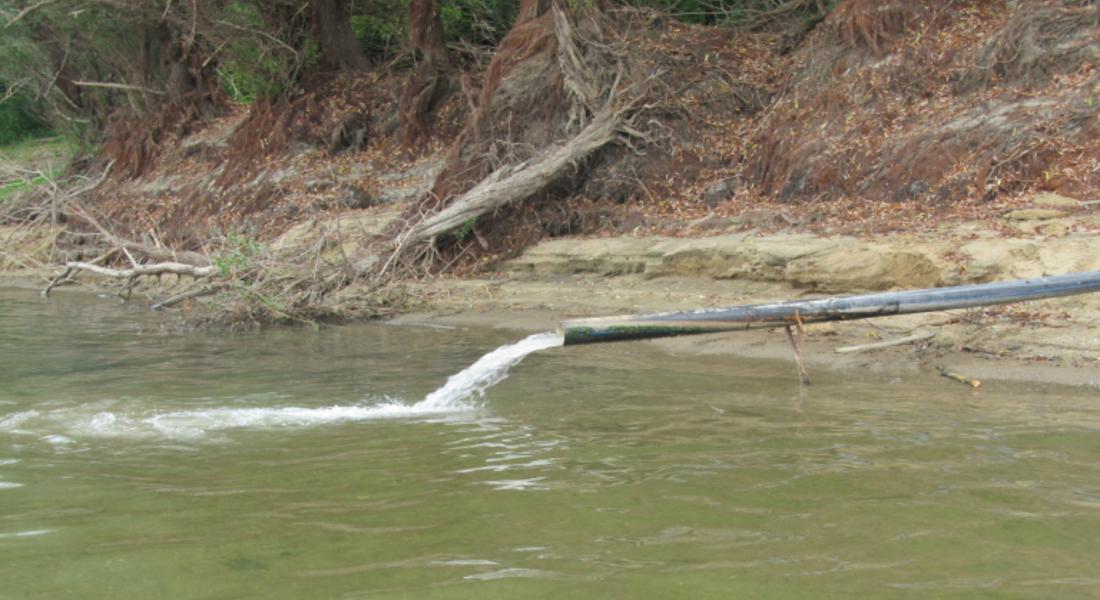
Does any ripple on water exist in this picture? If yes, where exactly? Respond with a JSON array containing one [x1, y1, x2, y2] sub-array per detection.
[[463, 568, 563, 581]]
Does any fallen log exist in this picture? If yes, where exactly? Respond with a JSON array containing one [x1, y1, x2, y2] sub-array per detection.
[[391, 104, 624, 257], [559, 271, 1100, 345]]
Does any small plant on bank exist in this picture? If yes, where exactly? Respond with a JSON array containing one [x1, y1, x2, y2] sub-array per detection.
[[213, 231, 264, 278]]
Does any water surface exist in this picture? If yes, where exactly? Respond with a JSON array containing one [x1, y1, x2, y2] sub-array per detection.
[[2, 288, 1099, 598]]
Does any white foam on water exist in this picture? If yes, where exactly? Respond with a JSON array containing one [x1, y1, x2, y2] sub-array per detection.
[[0, 332, 561, 443], [0, 529, 53, 539], [0, 411, 38, 432], [0, 481, 24, 489], [1, 399, 440, 442], [431, 559, 500, 566]]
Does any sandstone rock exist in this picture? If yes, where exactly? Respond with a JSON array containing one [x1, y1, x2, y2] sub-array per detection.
[[1004, 209, 1067, 221], [270, 209, 402, 257], [1031, 192, 1080, 208], [688, 213, 733, 232]]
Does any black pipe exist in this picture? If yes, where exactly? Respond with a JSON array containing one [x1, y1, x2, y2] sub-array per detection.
[[558, 271, 1100, 345]]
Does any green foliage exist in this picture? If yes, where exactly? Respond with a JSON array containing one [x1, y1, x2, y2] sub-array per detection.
[[0, 175, 45, 202], [620, 0, 830, 26], [0, 136, 70, 202], [350, 2, 407, 61], [0, 89, 49, 146], [347, 0, 518, 64], [217, 49, 298, 102], [439, 0, 517, 47], [217, 1, 316, 101], [454, 217, 477, 240], [213, 231, 264, 277]]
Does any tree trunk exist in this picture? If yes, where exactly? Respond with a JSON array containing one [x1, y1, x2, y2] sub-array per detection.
[[409, 0, 448, 67], [427, 0, 560, 200], [311, 0, 369, 71], [140, 23, 219, 113], [400, 0, 452, 146]]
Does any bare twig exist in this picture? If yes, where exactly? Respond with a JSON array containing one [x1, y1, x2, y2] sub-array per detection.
[[785, 324, 811, 386], [151, 283, 228, 310], [835, 332, 936, 354], [4, 0, 59, 29], [72, 80, 167, 95]]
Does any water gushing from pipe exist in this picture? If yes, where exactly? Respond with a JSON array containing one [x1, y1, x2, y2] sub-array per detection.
[[416, 332, 563, 411]]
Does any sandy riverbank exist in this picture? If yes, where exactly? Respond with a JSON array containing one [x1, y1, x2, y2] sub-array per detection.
[[4, 207, 1100, 387], [390, 209, 1100, 388]]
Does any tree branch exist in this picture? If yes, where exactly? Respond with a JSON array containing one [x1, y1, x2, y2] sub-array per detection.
[[72, 80, 166, 95], [4, 0, 60, 29], [64, 261, 217, 278]]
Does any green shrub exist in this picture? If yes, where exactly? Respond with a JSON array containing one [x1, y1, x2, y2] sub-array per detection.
[[217, 1, 317, 102], [0, 87, 49, 146], [440, 0, 517, 47], [351, 7, 406, 61]]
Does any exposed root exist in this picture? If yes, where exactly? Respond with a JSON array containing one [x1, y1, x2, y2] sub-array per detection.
[[103, 103, 207, 179], [957, 2, 1100, 92], [829, 0, 919, 56]]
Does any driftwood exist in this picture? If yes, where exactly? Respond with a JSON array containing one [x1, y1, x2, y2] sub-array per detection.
[[43, 259, 217, 303], [938, 367, 981, 389], [63, 261, 216, 278]]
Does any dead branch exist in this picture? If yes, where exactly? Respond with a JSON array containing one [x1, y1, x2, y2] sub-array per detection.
[[41, 247, 118, 297], [68, 200, 211, 267], [213, 19, 300, 62], [151, 283, 228, 310], [386, 103, 626, 273], [63, 261, 217, 278], [834, 332, 935, 354], [937, 366, 981, 389], [71, 81, 167, 95], [3, 0, 59, 29]]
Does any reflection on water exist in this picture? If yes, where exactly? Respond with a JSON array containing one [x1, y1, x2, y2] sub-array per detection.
[[2, 287, 1100, 598]]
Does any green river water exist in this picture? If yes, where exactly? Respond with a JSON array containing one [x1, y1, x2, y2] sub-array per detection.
[[2, 287, 1100, 598]]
